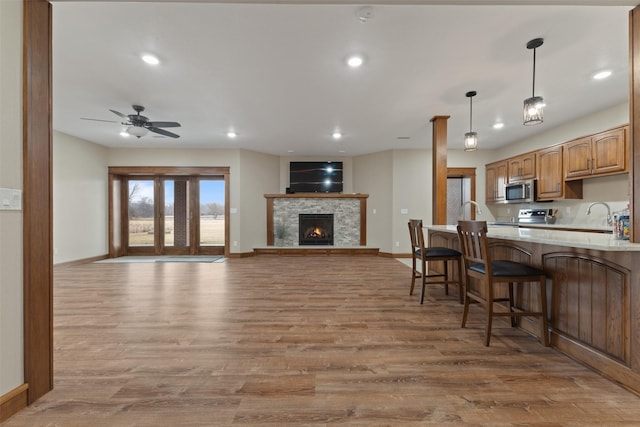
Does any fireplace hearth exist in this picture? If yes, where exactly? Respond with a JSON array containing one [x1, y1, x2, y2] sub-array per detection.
[[299, 214, 334, 245]]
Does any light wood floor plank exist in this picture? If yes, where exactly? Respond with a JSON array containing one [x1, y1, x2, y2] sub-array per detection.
[[2, 256, 639, 426]]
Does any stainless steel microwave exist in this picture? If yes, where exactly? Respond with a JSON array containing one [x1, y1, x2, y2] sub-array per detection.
[[504, 179, 536, 203]]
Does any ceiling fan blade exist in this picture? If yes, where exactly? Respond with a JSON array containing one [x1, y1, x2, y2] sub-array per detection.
[[146, 121, 181, 128], [109, 109, 128, 119], [80, 117, 119, 123], [148, 127, 180, 138]]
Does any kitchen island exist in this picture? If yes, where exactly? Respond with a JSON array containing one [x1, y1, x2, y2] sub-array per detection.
[[427, 224, 640, 395]]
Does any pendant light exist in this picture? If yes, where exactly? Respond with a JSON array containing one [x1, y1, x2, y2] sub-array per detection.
[[523, 38, 544, 125], [464, 91, 478, 151]]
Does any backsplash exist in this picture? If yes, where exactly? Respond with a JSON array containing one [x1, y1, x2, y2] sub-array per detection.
[[487, 174, 629, 228]]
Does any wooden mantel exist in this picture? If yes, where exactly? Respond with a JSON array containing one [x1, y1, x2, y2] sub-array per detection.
[[264, 193, 368, 246]]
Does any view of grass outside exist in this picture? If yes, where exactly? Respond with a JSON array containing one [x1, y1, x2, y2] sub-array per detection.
[[128, 217, 225, 246], [128, 179, 225, 247]]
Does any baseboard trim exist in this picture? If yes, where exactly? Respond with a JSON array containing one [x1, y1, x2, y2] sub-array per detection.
[[227, 252, 255, 258], [54, 254, 108, 268], [253, 247, 379, 256], [0, 383, 28, 423]]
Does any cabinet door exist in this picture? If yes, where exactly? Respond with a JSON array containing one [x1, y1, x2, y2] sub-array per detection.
[[536, 146, 563, 200], [508, 153, 536, 182], [563, 137, 592, 180], [592, 127, 627, 176], [486, 161, 507, 203]]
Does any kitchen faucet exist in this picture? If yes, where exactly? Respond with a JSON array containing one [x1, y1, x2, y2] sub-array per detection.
[[458, 200, 483, 220], [586, 201, 612, 226]]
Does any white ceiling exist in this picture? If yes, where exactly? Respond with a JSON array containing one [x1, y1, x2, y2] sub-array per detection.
[[52, 1, 634, 156]]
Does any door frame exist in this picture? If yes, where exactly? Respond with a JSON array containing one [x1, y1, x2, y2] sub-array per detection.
[[108, 166, 230, 257], [447, 167, 477, 220]]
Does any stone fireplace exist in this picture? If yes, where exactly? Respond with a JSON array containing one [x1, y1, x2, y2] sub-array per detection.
[[264, 193, 368, 247]]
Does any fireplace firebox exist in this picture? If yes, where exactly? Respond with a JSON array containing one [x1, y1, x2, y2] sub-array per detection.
[[299, 214, 334, 245]]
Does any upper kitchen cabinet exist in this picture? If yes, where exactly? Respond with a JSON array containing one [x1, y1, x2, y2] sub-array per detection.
[[536, 145, 582, 201], [564, 126, 628, 180], [486, 160, 507, 203], [507, 152, 536, 183]]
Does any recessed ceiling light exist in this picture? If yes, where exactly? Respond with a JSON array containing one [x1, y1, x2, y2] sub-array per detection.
[[593, 70, 612, 80], [332, 131, 343, 140], [347, 55, 363, 68], [141, 54, 160, 65], [493, 122, 505, 129], [227, 131, 237, 139], [338, 150, 346, 153], [287, 150, 295, 153]]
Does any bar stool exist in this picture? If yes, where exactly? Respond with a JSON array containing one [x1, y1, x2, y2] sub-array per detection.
[[408, 219, 463, 304], [456, 220, 549, 346]]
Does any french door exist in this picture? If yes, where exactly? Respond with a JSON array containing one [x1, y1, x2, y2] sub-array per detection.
[[109, 167, 229, 257]]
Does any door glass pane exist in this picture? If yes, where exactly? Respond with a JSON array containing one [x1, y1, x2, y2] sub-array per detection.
[[128, 180, 155, 246], [164, 180, 175, 247], [165, 179, 190, 248], [200, 179, 225, 246]]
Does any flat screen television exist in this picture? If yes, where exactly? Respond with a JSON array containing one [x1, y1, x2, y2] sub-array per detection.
[[289, 161, 343, 193]]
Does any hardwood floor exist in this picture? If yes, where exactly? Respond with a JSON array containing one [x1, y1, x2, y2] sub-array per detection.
[[3, 256, 640, 426]]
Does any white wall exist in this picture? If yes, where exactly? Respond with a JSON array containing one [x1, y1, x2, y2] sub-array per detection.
[[53, 132, 109, 264], [238, 150, 280, 252], [107, 147, 280, 253], [0, 0, 23, 396], [353, 151, 393, 253]]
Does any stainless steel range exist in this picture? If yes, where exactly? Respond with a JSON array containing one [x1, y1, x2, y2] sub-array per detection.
[[518, 208, 554, 225]]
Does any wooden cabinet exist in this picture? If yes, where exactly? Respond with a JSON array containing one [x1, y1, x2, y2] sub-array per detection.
[[564, 126, 628, 180], [536, 146, 582, 201], [508, 153, 536, 182], [485, 161, 507, 203]]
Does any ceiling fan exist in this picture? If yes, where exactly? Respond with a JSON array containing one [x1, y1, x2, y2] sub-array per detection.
[[82, 105, 181, 138]]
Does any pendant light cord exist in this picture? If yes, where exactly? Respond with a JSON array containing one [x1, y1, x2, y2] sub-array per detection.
[[469, 95, 473, 132], [532, 47, 536, 97]]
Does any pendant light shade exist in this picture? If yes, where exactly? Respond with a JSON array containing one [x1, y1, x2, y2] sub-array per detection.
[[464, 91, 478, 151], [523, 38, 544, 126]]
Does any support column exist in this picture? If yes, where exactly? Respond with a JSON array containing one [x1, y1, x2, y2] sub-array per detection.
[[630, 7, 640, 242], [431, 116, 450, 225]]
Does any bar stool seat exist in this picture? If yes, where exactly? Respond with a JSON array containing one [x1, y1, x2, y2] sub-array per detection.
[[408, 219, 463, 304], [456, 220, 550, 347]]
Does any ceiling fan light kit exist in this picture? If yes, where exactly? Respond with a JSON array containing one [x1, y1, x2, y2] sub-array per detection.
[[127, 126, 149, 138]]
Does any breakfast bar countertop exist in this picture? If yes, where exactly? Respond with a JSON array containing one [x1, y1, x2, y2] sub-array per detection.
[[426, 224, 640, 251]]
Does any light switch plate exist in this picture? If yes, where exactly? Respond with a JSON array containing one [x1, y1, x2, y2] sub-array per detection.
[[400, 208, 409, 214], [0, 188, 22, 211]]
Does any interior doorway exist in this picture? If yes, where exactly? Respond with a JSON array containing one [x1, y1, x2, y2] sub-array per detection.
[[447, 168, 477, 224]]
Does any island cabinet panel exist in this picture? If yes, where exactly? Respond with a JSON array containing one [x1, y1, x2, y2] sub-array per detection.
[[543, 253, 629, 363], [426, 226, 640, 394]]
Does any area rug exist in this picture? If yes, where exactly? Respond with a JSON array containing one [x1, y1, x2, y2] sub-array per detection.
[[96, 256, 224, 263]]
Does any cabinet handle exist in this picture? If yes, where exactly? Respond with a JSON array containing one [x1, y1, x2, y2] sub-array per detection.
[[557, 182, 560, 191], [587, 159, 590, 171]]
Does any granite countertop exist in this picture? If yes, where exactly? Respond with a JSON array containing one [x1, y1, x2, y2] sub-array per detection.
[[427, 224, 639, 251]]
